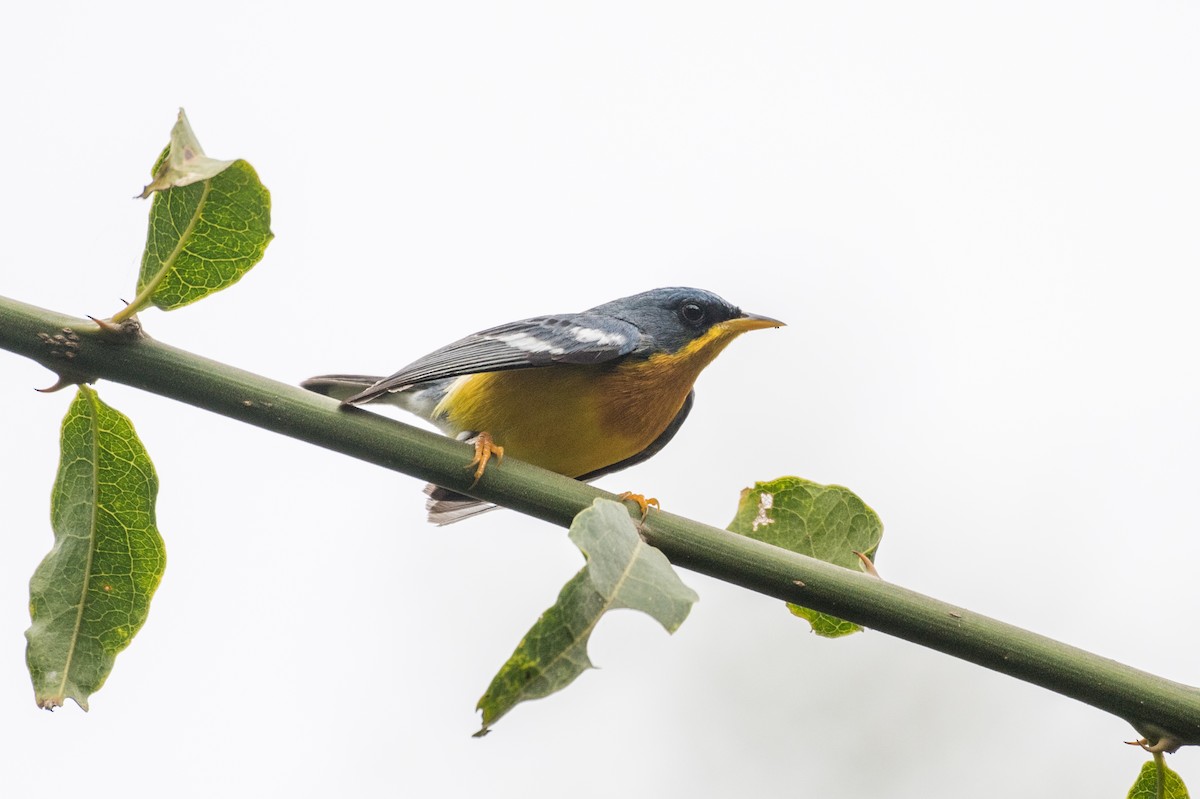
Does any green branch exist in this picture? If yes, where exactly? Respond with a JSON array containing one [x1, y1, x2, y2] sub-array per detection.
[[2, 292, 1199, 747]]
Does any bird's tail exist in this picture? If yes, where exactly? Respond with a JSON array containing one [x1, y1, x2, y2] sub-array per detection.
[[424, 484, 498, 526], [303, 374, 494, 525], [300, 374, 383, 404]]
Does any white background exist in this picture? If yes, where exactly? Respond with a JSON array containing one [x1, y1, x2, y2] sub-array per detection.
[[2, 3, 1198, 797]]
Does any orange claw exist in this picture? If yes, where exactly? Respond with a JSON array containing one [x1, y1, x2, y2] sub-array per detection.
[[617, 491, 660, 521], [468, 432, 504, 486]]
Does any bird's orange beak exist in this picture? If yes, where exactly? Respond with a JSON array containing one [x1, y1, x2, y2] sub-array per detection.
[[720, 312, 786, 334]]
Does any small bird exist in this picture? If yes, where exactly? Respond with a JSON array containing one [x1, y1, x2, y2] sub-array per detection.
[[303, 287, 783, 524]]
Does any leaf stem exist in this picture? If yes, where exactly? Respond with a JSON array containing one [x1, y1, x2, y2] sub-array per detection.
[[2, 292, 1200, 747]]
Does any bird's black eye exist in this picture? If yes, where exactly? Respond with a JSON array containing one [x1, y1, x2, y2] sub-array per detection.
[[679, 302, 706, 326]]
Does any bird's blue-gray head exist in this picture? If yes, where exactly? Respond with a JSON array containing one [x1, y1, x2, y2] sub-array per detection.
[[587, 287, 782, 356]]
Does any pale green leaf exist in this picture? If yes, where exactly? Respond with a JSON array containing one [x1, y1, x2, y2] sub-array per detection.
[[476, 499, 697, 735], [1128, 759, 1189, 799], [25, 386, 166, 710], [138, 109, 236, 197], [124, 109, 272, 316], [728, 476, 883, 638]]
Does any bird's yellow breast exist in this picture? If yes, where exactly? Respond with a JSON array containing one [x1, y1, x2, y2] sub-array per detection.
[[432, 322, 746, 478]]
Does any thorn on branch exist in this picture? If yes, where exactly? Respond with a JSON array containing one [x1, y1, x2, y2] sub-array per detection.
[[88, 315, 143, 340], [854, 550, 881, 578], [35, 375, 79, 393], [1125, 737, 1184, 754]]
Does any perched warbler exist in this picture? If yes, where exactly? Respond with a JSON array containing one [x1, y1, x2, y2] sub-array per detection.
[[303, 287, 783, 523]]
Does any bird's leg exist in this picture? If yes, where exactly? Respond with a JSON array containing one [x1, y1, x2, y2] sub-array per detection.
[[617, 491, 660, 522], [467, 432, 504, 487]]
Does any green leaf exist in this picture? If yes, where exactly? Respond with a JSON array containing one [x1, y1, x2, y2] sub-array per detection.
[[728, 476, 883, 638], [476, 499, 698, 735], [26, 386, 166, 710], [787, 606, 862, 637], [119, 109, 273, 318], [1128, 759, 1189, 799]]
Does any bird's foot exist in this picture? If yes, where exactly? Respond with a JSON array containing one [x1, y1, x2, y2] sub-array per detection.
[[617, 491, 660, 522], [468, 432, 504, 487]]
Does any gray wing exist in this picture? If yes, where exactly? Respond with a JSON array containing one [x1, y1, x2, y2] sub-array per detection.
[[343, 313, 643, 405]]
